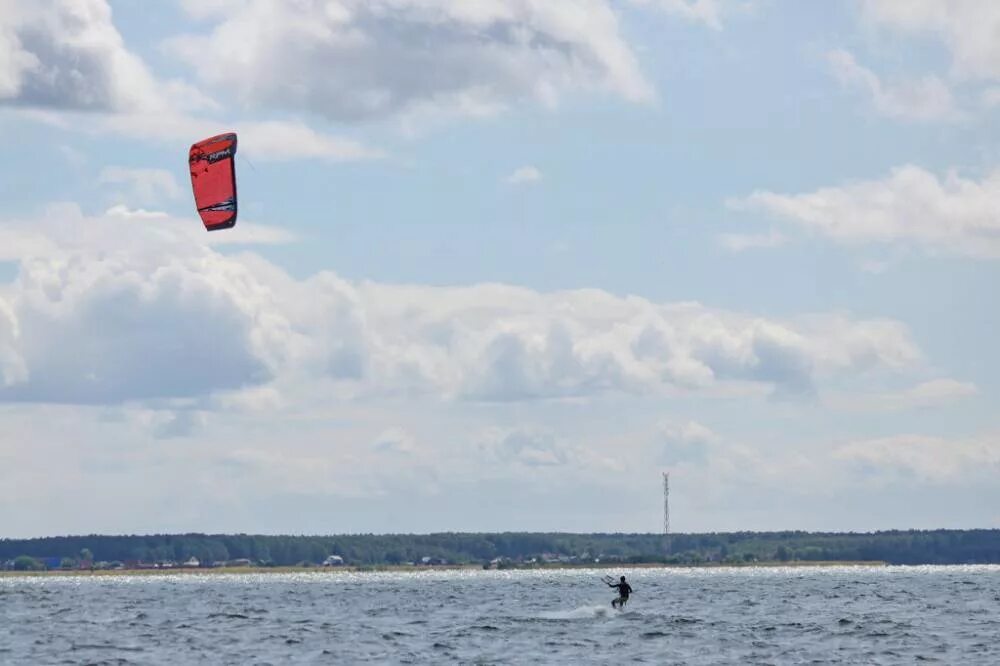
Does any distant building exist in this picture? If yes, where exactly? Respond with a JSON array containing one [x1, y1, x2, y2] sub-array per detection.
[[182, 557, 200, 568], [322, 555, 344, 567], [419, 556, 448, 566]]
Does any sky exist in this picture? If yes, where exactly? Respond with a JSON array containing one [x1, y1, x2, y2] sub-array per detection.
[[1, 0, 999, 538]]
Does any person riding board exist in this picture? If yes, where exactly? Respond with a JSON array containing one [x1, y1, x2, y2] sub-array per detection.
[[606, 575, 632, 609]]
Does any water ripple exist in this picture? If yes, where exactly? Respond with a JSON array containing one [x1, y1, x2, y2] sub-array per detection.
[[2, 565, 999, 664]]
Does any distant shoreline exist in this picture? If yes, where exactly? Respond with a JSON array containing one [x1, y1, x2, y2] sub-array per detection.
[[0, 560, 890, 578], [7, 529, 996, 572]]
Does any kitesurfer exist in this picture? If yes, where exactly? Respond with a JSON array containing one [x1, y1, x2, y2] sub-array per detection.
[[606, 575, 632, 609]]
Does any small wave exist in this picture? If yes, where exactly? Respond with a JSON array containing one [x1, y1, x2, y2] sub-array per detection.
[[539, 605, 613, 620], [472, 624, 501, 631], [384, 630, 411, 638], [641, 630, 670, 639], [671, 616, 702, 625], [71, 643, 144, 652]]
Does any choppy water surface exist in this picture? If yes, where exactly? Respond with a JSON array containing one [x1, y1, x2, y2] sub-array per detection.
[[2, 565, 999, 664]]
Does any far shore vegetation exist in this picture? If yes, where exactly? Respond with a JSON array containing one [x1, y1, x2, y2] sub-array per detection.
[[2, 529, 998, 574]]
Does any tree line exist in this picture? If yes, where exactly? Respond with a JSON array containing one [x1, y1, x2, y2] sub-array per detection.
[[2, 529, 999, 569]]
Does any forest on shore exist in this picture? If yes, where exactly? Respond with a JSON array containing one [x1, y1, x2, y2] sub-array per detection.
[[3, 529, 1000, 571]]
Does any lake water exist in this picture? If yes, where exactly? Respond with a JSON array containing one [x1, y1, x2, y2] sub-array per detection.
[[2, 565, 999, 664]]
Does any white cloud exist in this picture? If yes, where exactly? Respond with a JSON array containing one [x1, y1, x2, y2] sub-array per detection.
[[58, 144, 87, 167], [100, 204, 297, 246], [0, 204, 925, 407], [717, 229, 786, 252], [658, 419, 716, 465], [372, 427, 416, 455], [0, 204, 300, 403], [834, 432, 1000, 483], [35, 110, 383, 163], [827, 49, 959, 122], [732, 165, 1000, 257], [0, 297, 27, 387], [478, 426, 572, 467], [95, 405, 208, 439], [99, 166, 182, 205], [878, 378, 979, 407], [237, 120, 384, 162], [167, 0, 654, 124], [982, 87, 1000, 109], [151, 409, 207, 439], [0, 0, 169, 112], [628, 0, 748, 30], [859, 258, 890, 274], [0, 1, 383, 162], [198, 222, 299, 246], [506, 165, 543, 185], [860, 0, 1000, 82], [827, 378, 978, 412]]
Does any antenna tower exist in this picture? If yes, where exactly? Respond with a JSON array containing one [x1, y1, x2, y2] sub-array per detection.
[[662, 472, 671, 554]]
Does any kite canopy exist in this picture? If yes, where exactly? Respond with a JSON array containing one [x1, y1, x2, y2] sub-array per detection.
[[189, 132, 237, 231]]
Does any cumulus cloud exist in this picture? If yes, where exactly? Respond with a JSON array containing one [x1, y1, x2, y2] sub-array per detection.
[[506, 166, 543, 185], [717, 229, 786, 252], [368, 291, 919, 401], [478, 426, 572, 467], [827, 378, 978, 412], [627, 0, 748, 30], [827, 49, 960, 122], [658, 420, 716, 465], [6, 253, 273, 403], [151, 409, 207, 439], [860, 0, 1000, 82], [99, 204, 297, 247], [28, 106, 382, 163], [0, 297, 27, 386], [731, 165, 1000, 257], [0, 0, 172, 112], [99, 166, 183, 205], [983, 87, 1000, 109], [236, 120, 383, 162], [0, 205, 296, 403], [0, 1, 382, 161], [0, 204, 925, 407], [834, 433, 1000, 483], [166, 0, 654, 124], [372, 427, 416, 455]]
